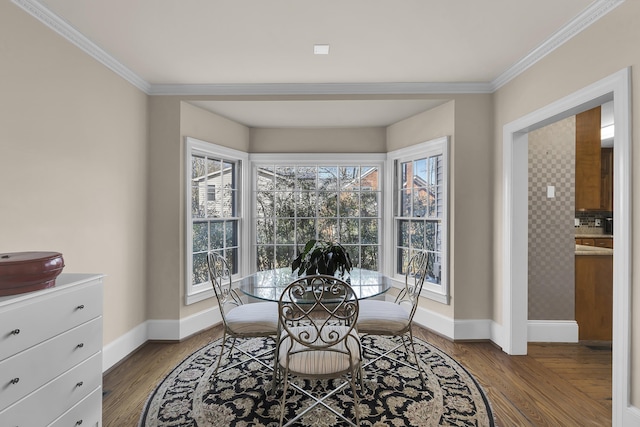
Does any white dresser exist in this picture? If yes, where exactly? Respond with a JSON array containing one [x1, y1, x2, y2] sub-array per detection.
[[0, 273, 104, 427]]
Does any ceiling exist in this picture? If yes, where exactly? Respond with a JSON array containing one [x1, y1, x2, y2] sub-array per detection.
[[25, 0, 616, 127]]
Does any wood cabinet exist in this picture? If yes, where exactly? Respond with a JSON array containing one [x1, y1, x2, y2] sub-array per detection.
[[0, 274, 103, 426], [600, 147, 613, 211], [575, 107, 602, 210], [575, 255, 612, 341], [575, 237, 613, 248]]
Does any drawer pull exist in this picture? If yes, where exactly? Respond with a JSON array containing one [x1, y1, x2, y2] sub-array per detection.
[[10, 329, 20, 335], [76, 421, 83, 426], [9, 377, 20, 385], [76, 381, 84, 388], [76, 304, 85, 310], [76, 343, 84, 348]]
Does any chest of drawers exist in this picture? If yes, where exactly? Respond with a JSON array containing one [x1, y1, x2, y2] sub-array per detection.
[[0, 273, 104, 427]]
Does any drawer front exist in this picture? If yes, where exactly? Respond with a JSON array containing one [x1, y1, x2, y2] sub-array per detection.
[[49, 386, 102, 427], [0, 352, 102, 427], [0, 317, 102, 409], [0, 279, 102, 361]]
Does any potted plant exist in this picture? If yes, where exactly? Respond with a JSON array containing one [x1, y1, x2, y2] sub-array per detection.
[[291, 239, 353, 278]]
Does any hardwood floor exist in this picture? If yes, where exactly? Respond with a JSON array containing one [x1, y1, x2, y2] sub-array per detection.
[[103, 324, 612, 426]]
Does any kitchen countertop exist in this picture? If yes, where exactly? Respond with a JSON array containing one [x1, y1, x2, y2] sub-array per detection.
[[575, 244, 613, 256], [575, 233, 613, 238]]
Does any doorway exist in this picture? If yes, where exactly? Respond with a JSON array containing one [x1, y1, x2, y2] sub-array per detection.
[[501, 68, 631, 423]]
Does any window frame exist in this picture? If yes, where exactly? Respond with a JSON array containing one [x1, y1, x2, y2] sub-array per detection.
[[184, 137, 249, 305], [386, 136, 450, 304], [249, 153, 386, 272]]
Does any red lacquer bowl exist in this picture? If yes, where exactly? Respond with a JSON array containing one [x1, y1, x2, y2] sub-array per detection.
[[0, 252, 65, 296]]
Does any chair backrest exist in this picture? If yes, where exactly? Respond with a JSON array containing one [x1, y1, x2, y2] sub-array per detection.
[[278, 275, 359, 351], [395, 251, 430, 320], [206, 251, 243, 321]]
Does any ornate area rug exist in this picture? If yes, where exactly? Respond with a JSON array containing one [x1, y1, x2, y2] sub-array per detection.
[[139, 335, 494, 426]]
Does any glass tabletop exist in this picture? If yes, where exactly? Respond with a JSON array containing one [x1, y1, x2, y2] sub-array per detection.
[[238, 267, 393, 302]]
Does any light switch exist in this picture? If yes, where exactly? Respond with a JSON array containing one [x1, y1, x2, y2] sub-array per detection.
[[547, 185, 555, 198]]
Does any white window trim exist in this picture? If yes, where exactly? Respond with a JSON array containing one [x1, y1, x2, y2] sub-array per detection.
[[385, 136, 450, 304], [184, 137, 249, 305], [249, 153, 387, 271]]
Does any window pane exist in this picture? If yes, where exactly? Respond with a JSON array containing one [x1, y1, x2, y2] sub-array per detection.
[[296, 218, 316, 243], [361, 219, 378, 244], [206, 187, 220, 218], [257, 167, 275, 191], [210, 221, 224, 249], [256, 218, 274, 244], [276, 218, 294, 244], [296, 192, 316, 217], [193, 222, 208, 252], [221, 189, 235, 217], [275, 245, 295, 268], [256, 245, 274, 271], [414, 158, 427, 183], [192, 155, 205, 180], [425, 221, 437, 252], [410, 221, 425, 250], [361, 245, 378, 270], [256, 191, 274, 217], [361, 167, 379, 191], [275, 167, 295, 188], [192, 186, 204, 218], [225, 221, 238, 247], [192, 253, 208, 285], [318, 218, 338, 241], [318, 167, 338, 190], [222, 161, 234, 189], [340, 218, 359, 244], [398, 220, 409, 247], [340, 166, 359, 189], [360, 192, 378, 217], [413, 188, 428, 217], [275, 191, 295, 217], [296, 166, 317, 190], [318, 192, 337, 217], [340, 192, 359, 217]]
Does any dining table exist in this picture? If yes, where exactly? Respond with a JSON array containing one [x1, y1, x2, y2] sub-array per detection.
[[238, 267, 393, 302]]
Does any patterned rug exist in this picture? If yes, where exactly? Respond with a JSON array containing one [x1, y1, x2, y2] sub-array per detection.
[[139, 335, 495, 426]]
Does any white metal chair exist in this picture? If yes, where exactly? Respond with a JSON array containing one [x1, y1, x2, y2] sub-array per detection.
[[356, 250, 429, 386], [206, 251, 278, 379], [276, 275, 362, 427]]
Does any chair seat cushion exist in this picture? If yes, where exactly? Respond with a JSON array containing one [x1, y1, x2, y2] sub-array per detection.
[[226, 301, 278, 335], [279, 326, 361, 375], [356, 300, 410, 334]]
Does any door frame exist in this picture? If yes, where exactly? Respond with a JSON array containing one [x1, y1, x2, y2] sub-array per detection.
[[501, 68, 632, 424]]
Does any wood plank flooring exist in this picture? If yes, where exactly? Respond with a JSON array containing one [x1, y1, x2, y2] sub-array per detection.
[[102, 324, 612, 426]]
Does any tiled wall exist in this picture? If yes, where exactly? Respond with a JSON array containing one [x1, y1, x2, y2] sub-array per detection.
[[528, 116, 576, 321]]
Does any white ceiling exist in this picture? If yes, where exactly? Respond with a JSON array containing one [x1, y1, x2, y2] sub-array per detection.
[[25, 0, 616, 127]]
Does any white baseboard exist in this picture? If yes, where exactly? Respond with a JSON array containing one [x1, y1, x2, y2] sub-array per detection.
[[102, 307, 579, 373], [622, 405, 640, 427], [102, 321, 148, 372], [412, 308, 578, 346], [102, 307, 223, 373], [527, 320, 579, 343]]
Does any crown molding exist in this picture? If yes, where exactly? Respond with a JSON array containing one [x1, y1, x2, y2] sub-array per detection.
[[491, 0, 624, 91], [13, 0, 622, 96], [11, 0, 151, 93], [147, 81, 493, 96]]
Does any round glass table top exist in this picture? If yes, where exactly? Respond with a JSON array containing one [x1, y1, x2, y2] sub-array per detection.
[[238, 268, 392, 302]]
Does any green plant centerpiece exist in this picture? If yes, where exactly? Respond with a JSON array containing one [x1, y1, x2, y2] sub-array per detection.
[[291, 239, 353, 278]]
